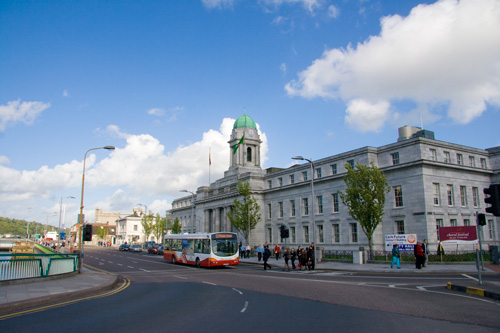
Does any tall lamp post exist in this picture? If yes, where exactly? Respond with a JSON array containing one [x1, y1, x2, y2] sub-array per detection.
[[58, 196, 75, 250], [78, 146, 115, 272], [180, 190, 195, 233], [292, 156, 316, 269]]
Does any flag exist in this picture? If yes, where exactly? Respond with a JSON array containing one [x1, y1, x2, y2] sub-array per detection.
[[233, 134, 245, 154]]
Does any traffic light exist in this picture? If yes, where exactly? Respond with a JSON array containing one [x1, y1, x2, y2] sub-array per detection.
[[477, 213, 486, 226], [83, 224, 93, 241], [283, 228, 289, 238], [279, 225, 285, 239], [484, 184, 500, 216]]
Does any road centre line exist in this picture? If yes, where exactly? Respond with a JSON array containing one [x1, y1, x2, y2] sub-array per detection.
[[241, 301, 249, 313], [139, 268, 151, 272], [232, 288, 243, 295], [127, 266, 134, 268], [202, 281, 217, 286], [174, 276, 188, 279]]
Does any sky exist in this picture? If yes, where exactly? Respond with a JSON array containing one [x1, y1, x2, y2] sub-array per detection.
[[1, 0, 499, 229]]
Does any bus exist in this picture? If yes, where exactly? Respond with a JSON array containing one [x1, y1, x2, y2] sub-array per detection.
[[163, 232, 239, 267]]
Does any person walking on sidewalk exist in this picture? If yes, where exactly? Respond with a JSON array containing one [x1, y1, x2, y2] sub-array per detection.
[[290, 247, 297, 270], [283, 248, 291, 271], [257, 244, 263, 262], [274, 244, 280, 260], [246, 243, 251, 258], [422, 239, 429, 267], [263, 243, 272, 270], [415, 242, 424, 269], [391, 244, 400, 269]]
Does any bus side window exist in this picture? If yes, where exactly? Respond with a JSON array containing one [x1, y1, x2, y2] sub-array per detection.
[[202, 239, 210, 254], [194, 239, 201, 253]]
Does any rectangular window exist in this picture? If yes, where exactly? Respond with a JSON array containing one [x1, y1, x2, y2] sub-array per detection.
[[278, 177, 283, 186], [316, 168, 322, 178], [433, 183, 440, 206], [318, 225, 324, 243], [460, 186, 467, 207], [430, 149, 437, 161], [447, 184, 454, 206], [316, 195, 323, 214], [464, 219, 470, 226], [291, 227, 296, 243], [480, 158, 487, 169], [302, 171, 308, 181], [395, 220, 405, 234], [268, 227, 272, 243], [457, 153, 463, 165], [469, 156, 475, 167], [268, 180, 272, 189], [267, 203, 272, 219], [394, 185, 403, 207], [436, 219, 443, 241], [133, 225, 138, 231], [472, 187, 480, 207], [278, 202, 283, 218], [333, 224, 340, 243], [391, 152, 400, 165], [350, 223, 358, 243], [488, 220, 494, 239], [290, 200, 296, 217], [302, 198, 309, 216], [450, 219, 457, 227], [290, 174, 295, 184], [444, 151, 451, 163], [303, 226, 309, 243], [332, 193, 339, 213], [331, 164, 337, 175], [347, 160, 355, 169]]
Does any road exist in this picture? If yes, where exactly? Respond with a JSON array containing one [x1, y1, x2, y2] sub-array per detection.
[[2, 247, 499, 332]]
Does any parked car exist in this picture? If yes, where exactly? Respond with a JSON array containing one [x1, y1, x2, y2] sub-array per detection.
[[157, 244, 164, 255], [147, 244, 159, 254], [129, 244, 142, 252], [119, 244, 130, 251]]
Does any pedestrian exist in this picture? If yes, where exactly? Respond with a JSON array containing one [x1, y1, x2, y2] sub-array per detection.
[[241, 243, 247, 258], [257, 244, 263, 262], [300, 247, 308, 270], [422, 239, 429, 267], [290, 247, 297, 270], [246, 243, 251, 258], [308, 243, 315, 270], [415, 242, 424, 269], [297, 246, 302, 269], [274, 244, 280, 260], [283, 248, 290, 271], [391, 244, 400, 269], [263, 242, 272, 270]]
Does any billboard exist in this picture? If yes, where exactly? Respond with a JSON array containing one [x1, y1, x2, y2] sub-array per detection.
[[385, 234, 417, 251], [438, 226, 478, 244]]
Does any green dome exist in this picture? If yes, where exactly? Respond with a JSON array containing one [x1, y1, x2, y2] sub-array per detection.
[[233, 114, 257, 129]]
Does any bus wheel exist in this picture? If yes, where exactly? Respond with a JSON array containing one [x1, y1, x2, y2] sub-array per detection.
[[171, 256, 176, 264], [195, 258, 200, 268]]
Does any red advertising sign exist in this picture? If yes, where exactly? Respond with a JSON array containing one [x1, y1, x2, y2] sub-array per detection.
[[439, 226, 478, 243]]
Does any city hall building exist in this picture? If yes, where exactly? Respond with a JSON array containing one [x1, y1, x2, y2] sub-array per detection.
[[171, 113, 499, 253]]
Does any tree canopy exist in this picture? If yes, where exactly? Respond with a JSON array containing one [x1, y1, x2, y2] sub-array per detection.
[[226, 180, 261, 243], [141, 212, 155, 242], [171, 217, 182, 234]]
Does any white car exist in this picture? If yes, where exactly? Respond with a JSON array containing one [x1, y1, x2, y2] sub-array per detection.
[[129, 244, 142, 252]]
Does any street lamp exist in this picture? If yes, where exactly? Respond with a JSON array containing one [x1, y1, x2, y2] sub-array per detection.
[[78, 146, 115, 272], [26, 207, 32, 239], [58, 196, 75, 250], [180, 190, 195, 233], [292, 155, 316, 270]]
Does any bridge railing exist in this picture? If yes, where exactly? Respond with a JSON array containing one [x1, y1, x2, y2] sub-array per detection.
[[0, 253, 79, 282]]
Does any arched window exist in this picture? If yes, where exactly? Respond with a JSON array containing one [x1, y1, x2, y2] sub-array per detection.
[[247, 147, 252, 162]]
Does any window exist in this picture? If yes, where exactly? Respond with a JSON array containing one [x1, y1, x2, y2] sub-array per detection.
[[347, 160, 355, 169], [472, 187, 480, 207], [268, 180, 272, 189], [464, 219, 470, 226], [267, 203, 272, 219], [303, 226, 309, 243], [332, 193, 339, 213], [430, 149, 437, 161], [133, 225, 138, 231], [480, 158, 487, 169], [268, 227, 272, 243], [302, 171, 308, 181], [391, 152, 400, 165], [290, 174, 295, 184], [278, 202, 283, 218], [291, 227, 296, 243], [302, 198, 309, 216], [316, 195, 323, 214], [350, 223, 358, 243], [457, 153, 463, 165], [331, 164, 337, 175], [316, 168, 322, 178], [450, 219, 457, 227], [444, 151, 451, 163], [395, 220, 405, 234], [394, 185, 403, 207], [433, 183, 441, 206], [278, 177, 283, 187], [318, 225, 324, 243], [460, 186, 467, 207], [436, 219, 443, 240], [488, 220, 495, 239], [246, 147, 252, 162], [290, 200, 296, 217], [447, 184, 454, 206], [469, 156, 475, 167], [333, 224, 340, 243]]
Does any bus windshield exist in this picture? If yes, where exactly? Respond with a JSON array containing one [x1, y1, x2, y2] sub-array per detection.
[[211, 233, 238, 257]]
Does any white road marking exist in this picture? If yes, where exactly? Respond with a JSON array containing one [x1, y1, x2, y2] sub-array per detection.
[[108, 261, 113, 263], [241, 301, 249, 313], [417, 286, 427, 291], [202, 281, 217, 286], [232, 288, 243, 295], [174, 276, 188, 280], [127, 266, 134, 268], [117, 263, 123, 266], [139, 268, 151, 272], [462, 274, 479, 282]]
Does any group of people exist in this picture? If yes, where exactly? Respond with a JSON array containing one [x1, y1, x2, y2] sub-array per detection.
[[257, 242, 315, 271], [239, 242, 251, 258], [391, 239, 430, 269]]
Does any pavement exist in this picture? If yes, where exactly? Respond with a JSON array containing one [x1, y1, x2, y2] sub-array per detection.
[[0, 255, 498, 316]]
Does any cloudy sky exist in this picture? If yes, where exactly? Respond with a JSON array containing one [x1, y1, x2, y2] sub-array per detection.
[[1, 0, 499, 228]]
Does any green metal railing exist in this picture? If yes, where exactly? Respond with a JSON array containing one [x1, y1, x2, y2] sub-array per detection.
[[0, 252, 79, 281]]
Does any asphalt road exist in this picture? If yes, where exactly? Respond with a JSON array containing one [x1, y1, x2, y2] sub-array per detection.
[[2, 247, 499, 332]]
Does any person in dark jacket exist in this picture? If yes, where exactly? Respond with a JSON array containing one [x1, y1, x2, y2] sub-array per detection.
[[283, 248, 290, 271], [263, 242, 272, 270], [290, 248, 297, 270], [415, 242, 424, 269], [391, 244, 400, 269]]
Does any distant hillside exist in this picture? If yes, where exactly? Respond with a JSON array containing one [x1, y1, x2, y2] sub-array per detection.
[[0, 217, 61, 237]]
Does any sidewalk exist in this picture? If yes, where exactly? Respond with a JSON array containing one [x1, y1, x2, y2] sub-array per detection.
[[0, 267, 119, 315], [240, 256, 500, 301]]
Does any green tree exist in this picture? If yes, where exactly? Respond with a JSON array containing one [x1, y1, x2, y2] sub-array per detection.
[[96, 226, 108, 240], [226, 180, 262, 243], [339, 162, 391, 259], [171, 217, 182, 234], [141, 212, 155, 242], [153, 213, 167, 243]]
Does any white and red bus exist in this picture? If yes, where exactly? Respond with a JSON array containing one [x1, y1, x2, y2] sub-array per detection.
[[163, 232, 239, 267]]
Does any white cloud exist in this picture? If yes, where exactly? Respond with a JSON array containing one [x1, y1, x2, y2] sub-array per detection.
[[201, 0, 235, 9], [285, 0, 500, 130], [0, 156, 10, 165], [0, 100, 50, 131], [280, 63, 287, 74], [345, 99, 390, 132], [147, 108, 165, 116], [261, 0, 321, 13], [327, 5, 340, 19], [63, 90, 70, 97]]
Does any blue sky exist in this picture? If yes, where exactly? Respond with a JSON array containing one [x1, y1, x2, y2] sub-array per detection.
[[1, 0, 499, 228]]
